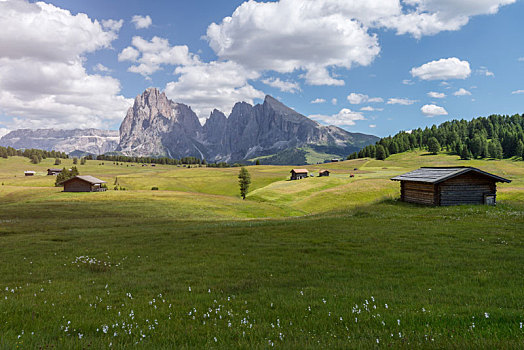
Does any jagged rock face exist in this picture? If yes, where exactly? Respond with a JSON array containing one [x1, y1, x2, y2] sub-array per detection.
[[117, 88, 203, 158], [0, 128, 119, 155], [116, 88, 378, 162]]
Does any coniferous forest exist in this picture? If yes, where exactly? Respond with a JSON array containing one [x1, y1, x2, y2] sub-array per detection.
[[348, 114, 524, 161]]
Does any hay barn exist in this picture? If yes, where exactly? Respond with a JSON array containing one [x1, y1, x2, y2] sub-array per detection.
[[318, 170, 330, 177], [391, 167, 511, 206], [290, 169, 308, 180], [60, 175, 106, 192], [24, 171, 35, 176]]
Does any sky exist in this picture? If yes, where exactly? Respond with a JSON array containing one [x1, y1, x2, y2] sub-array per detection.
[[0, 0, 523, 139]]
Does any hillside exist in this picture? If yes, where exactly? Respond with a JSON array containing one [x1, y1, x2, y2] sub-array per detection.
[[0, 152, 523, 348]]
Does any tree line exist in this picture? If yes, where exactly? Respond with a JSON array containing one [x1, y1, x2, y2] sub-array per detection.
[[347, 114, 524, 161], [0, 146, 69, 163]]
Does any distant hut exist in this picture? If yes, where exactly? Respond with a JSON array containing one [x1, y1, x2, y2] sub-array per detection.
[[24, 171, 35, 176], [47, 168, 63, 176], [391, 167, 511, 206], [331, 158, 340, 162], [59, 175, 107, 192], [318, 170, 330, 177], [290, 169, 308, 180]]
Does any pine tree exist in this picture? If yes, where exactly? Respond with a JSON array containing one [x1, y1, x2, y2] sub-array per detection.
[[516, 140, 524, 160], [256, 159, 260, 165], [238, 167, 251, 200], [73, 157, 78, 165], [30, 154, 40, 164], [427, 137, 440, 154], [375, 145, 387, 160], [460, 145, 471, 160], [54, 158, 61, 165]]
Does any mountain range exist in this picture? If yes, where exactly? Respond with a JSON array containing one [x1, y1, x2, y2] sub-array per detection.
[[0, 88, 379, 164]]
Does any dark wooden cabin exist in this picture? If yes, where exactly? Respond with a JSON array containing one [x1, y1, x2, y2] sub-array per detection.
[[59, 175, 106, 192], [47, 168, 63, 176], [318, 170, 330, 177], [24, 171, 35, 176], [391, 167, 511, 206], [290, 169, 308, 180]]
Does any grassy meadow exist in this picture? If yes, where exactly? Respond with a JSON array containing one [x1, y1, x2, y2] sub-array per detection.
[[0, 152, 523, 348]]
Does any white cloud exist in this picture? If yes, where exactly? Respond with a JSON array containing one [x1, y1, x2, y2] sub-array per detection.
[[518, 57, 524, 62], [118, 46, 140, 62], [331, 98, 338, 105], [120, 36, 196, 77], [454, 88, 472, 96], [411, 57, 471, 80], [0, 127, 10, 138], [402, 79, 415, 85], [427, 91, 446, 98], [261, 77, 300, 93], [360, 106, 383, 111], [93, 63, 111, 73], [311, 98, 326, 104], [309, 108, 366, 127], [387, 98, 417, 105], [165, 61, 264, 121], [347, 93, 383, 104], [131, 15, 152, 29], [101, 19, 123, 32], [369, 124, 376, 128], [476, 66, 494, 77], [0, 0, 131, 130], [421, 104, 448, 117], [511, 90, 524, 94], [206, 0, 381, 86], [347, 93, 368, 104]]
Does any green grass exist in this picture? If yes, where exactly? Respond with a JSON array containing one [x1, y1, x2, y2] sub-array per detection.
[[0, 152, 523, 348]]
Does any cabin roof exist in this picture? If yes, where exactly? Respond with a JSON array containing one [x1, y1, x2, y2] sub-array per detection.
[[47, 168, 62, 172], [291, 168, 308, 174], [319, 169, 329, 173], [59, 175, 106, 185], [391, 166, 511, 184]]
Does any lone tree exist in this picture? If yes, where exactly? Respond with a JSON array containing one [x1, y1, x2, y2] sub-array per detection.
[[427, 137, 441, 154], [238, 167, 251, 200], [375, 145, 387, 160]]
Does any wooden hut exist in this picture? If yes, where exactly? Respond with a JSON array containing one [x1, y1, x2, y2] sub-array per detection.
[[318, 170, 330, 177], [47, 168, 63, 176], [290, 169, 308, 180], [391, 167, 511, 206], [59, 175, 106, 192], [24, 171, 35, 176]]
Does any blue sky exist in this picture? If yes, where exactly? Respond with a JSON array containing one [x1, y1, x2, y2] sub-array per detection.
[[0, 0, 522, 138]]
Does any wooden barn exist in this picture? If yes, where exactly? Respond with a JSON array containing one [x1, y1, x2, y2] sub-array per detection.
[[391, 167, 511, 206], [24, 171, 35, 176], [47, 168, 63, 176], [59, 175, 106, 192], [290, 169, 308, 180], [318, 170, 330, 177]]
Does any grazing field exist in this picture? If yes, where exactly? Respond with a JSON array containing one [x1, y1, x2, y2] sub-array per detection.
[[0, 152, 523, 348]]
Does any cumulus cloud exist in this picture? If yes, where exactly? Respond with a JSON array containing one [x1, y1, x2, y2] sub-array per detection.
[[131, 15, 152, 29], [101, 19, 123, 32], [454, 88, 472, 96], [309, 108, 366, 127], [165, 61, 264, 121], [119, 36, 196, 77], [311, 98, 326, 104], [511, 90, 524, 94], [261, 77, 301, 93], [411, 57, 471, 80], [206, 0, 381, 86], [331, 98, 338, 105], [369, 124, 377, 128], [427, 91, 446, 98], [518, 57, 524, 62], [421, 104, 448, 117], [0, 0, 131, 130], [387, 98, 417, 105], [347, 93, 383, 104]]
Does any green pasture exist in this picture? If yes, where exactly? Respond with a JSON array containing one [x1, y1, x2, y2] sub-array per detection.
[[0, 152, 523, 348]]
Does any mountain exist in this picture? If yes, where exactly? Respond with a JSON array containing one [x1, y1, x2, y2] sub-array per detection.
[[117, 88, 379, 163], [0, 128, 119, 155]]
